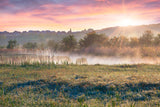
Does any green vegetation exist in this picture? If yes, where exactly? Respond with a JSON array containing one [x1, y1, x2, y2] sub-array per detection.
[[0, 64, 160, 106], [139, 30, 154, 46], [61, 35, 77, 51], [47, 40, 59, 51], [7, 40, 17, 49], [23, 42, 38, 49], [0, 46, 5, 49], [17, 30, 160, 57], [154, 34, 160, 46], [2, 30, 156, 58], [79, 31, 107, 48]]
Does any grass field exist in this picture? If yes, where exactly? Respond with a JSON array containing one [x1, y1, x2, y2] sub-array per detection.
[[0, 64, 160, 106]]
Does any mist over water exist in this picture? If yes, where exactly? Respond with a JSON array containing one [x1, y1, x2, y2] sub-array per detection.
[[50, 52, 160, 65], [16, 50, 160, 65], [73, 55, 159, 65]]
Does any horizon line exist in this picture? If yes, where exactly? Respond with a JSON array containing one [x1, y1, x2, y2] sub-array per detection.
[[0, 22, 159, 33]]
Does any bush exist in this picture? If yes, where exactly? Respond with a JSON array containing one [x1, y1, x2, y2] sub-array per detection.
[[139, 30, 154, 46], [61, 35, 77, 51], [7, 40, 17, 49], [140, 47, 156, 57], [23, 42, 37, 49], [79, 31, 107, 48], [47, 40, 59, 51]]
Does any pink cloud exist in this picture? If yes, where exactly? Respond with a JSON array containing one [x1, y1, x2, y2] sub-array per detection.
[[0, 0, 160, 31]]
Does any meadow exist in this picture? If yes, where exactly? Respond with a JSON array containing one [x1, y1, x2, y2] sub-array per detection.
[[0, 63, 160, 107]]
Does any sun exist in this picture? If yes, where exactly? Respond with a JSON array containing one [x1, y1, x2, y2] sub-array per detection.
[[118, 17, 139, 26], [119, 18, 135, 26], [121, 19, 132, 26]]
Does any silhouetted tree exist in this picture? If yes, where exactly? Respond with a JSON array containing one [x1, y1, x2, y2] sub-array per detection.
[[118, 36, 129, 47], [23, 42, 37, 49], [7, 40, 17, 49], [79, 31, 106, 48], [139, 30, 154, 46], [154, 34, 160, 46], [47, 40, 59, 51], [129, 37, 139, 47], [109, 36, 119, 47], [103, 36, 110, 47], [109, 36, 129, 48], [62, 35, 77, 51], [38, 43, 47, 50]]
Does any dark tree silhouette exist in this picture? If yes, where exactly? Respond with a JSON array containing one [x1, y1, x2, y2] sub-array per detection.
[[7, 40, 17, 49], [154, 34, 160, 46], [79, 31, 106, 48], [139, 30, 154, 46], [23, 42, 37, 49], [62, 35, 77, 51], [130, 37, 139, 47]]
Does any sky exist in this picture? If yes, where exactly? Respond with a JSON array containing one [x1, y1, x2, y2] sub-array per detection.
[[0, 0, 160, 32]]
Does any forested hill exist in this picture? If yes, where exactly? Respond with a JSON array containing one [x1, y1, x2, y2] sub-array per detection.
[[0, 23, 160, 46], [0, 29, 93, 46], [96, 23, 160, 38]]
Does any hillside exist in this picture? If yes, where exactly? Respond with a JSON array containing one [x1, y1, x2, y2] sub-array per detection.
[[0, 23, 160, 46], [96, 23, 160, 38]]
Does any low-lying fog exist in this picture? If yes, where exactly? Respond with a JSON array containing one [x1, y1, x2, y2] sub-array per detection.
[[26, 50, 160, 65], [64, 53, 159, 65]]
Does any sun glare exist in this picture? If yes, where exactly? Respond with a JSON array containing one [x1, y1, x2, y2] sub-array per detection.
[[119, 18, 138, 26]]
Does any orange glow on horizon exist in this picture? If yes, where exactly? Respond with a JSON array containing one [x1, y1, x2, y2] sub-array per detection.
[[0, 0, 159, 32]]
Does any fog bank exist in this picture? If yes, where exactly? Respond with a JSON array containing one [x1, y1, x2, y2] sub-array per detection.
[[53, 52, 160, 65]]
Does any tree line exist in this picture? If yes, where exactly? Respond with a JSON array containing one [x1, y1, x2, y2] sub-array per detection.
[[4, 30, 160, 51], [46, 30, 160, 51]]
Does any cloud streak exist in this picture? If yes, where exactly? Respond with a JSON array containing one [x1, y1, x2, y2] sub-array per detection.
[[0, 0, 160, 31]]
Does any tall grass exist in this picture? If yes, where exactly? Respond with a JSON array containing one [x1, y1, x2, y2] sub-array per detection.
[[0, 55, 71, 65]]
